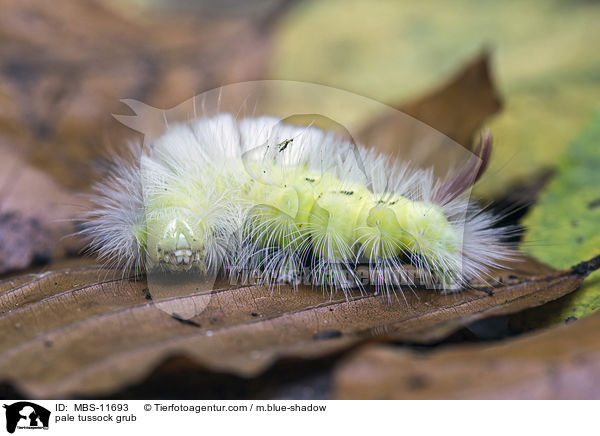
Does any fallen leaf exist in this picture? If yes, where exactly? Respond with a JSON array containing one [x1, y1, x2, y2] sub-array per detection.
[[332, 268, 600, 399], [0, 254, 597, 398], [356, 53, 501, 179], [515, 108, 600, 329], [0, 146, 82, 273], [360, 52, 501, 152]]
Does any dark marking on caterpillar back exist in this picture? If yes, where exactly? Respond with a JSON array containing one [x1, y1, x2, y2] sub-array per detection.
[[305, 177, 315, 183], [278, 138, 293, 152], [339, 190, 354, 196]]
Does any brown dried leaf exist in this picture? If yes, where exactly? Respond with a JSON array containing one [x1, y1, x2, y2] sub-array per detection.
[[359, 51, 502, 157], [0, 255, 596, 398], [0, 146, 83, 273], [333, 261, 600, 399]]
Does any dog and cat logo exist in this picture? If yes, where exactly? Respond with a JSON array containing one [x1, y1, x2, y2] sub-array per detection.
[[2, 402, 50, 433]]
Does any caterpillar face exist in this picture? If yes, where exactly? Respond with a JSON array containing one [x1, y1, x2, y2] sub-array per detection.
[[83, 113, 512, 293], [146, 215, 200, 271]]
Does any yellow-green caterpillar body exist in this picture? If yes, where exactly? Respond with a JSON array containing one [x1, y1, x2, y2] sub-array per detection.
[[82, 114, 513, 294]]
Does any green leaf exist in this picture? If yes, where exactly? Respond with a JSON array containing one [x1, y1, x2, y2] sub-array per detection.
[[519, 108, 600, 326], [272, 0, 600, 198]]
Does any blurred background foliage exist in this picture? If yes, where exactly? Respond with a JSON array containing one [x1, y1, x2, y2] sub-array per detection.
[[516, 109, 600, 328], [107, 0, 600, 199], [268, 0, 600, 198]]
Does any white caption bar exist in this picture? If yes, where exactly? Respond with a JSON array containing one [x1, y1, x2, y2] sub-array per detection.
[[0, 400, 595, 436]]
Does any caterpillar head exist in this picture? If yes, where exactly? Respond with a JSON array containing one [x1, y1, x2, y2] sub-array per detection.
[[146, 214, 206, 272], [145, 204, 231, 275]]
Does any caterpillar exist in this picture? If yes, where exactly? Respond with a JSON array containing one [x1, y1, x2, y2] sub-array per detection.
[[81, 112, 514, 296]]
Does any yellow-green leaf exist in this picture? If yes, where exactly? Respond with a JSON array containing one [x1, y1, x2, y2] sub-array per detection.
[[519, 108, 600, 327]]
